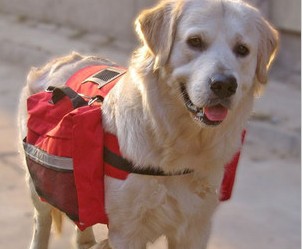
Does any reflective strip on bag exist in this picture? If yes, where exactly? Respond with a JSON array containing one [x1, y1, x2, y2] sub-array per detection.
[[23, 142, 74, 172]]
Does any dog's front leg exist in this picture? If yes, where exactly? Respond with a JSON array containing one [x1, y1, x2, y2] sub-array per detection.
[[107, 230, 147, 249], [166, 220, 211, 249], [89, 239, 111, 249], [167, 234, 210, 249], [74, 227, 96, 249]]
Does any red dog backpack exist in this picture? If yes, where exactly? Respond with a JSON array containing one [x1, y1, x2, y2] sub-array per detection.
[[23, 64, 244, 230]]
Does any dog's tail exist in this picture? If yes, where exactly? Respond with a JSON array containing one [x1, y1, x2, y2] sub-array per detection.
[[51, 208, 63, 235]]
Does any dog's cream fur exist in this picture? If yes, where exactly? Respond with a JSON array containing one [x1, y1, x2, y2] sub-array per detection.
[[19, 0, 278, 248]]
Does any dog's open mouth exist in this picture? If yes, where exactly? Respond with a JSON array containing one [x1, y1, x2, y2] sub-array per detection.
[[180, 84, 228, 126]]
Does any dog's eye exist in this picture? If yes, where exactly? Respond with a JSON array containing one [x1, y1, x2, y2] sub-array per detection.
[[187, 36, 205, 50], [234, 44, 250, 57]]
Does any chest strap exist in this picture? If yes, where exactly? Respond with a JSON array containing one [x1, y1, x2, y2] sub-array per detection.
[[104, 146, 193, 177]]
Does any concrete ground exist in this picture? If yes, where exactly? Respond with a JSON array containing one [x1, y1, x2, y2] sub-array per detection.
[[0, 13, 300, 249]]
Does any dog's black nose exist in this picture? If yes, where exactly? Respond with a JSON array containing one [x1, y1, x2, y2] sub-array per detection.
[[209, 74, 238, 98]]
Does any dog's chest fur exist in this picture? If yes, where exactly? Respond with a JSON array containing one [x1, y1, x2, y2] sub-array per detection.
[[104, 172, 219, 242]]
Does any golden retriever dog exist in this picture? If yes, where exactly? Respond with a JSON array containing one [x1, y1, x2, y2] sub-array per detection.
[[19, 0, 278, 248]]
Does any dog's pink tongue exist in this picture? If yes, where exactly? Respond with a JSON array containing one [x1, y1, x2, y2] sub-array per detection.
[[204, 105, 228, 121]]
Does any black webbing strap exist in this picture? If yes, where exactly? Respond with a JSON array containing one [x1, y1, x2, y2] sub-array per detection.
[[103, 147, 193, 176], [48, 86, 88, 109]]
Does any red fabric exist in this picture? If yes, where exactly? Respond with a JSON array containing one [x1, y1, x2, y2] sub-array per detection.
[[66, 65, 124, 97], [220, 130, 246, 201], [104, 133, 129, 180], [72, 106, 108, 227], [26, 65, 120, 230], [27, 94, 73, 147]]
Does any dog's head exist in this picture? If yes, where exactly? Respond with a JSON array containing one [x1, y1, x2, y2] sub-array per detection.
[[136, 0, 278, 127]]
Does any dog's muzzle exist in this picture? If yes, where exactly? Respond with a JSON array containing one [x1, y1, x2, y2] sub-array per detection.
[[180, 74, 237, 127]]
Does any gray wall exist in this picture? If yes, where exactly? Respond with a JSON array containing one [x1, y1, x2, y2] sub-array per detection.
[[0, 0, 156, 45], [0, 0, 300, 43]]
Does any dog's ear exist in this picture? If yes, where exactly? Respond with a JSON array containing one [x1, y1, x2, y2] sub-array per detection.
[[255, 17, 279, 84], [135, 0, 182, 70]]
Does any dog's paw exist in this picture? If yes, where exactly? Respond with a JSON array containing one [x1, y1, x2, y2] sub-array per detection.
[[89, 239, 111, 249]]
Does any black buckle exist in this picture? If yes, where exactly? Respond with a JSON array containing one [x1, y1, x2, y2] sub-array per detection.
[[88, 95, 104, 105]]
